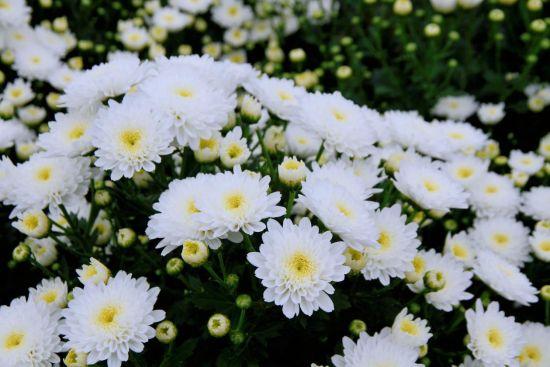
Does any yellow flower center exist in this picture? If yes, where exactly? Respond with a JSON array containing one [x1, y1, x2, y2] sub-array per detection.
[[331, 108, 347, 122], [183, 240, 200, 256], [400, 320, 419, 336], [128, 33, 142, 42], [539, 241, 550, 252], [96, 305, 121, 329], [456, 167, 473, 179], [228, 5, 238, 16], [277, 90, 293, 101], [23, 215, 39, 230], [83, 265, 98, 280], [31, 56, 41, 65], [412, 256, 425, 275], [68, 124, 86, 140], [35, 166, 53, 182], [282, 160, 300, 170], [492, 233, 509, 247], [0, 1, 11, 9], [40, 290, 58, 304], [286, 251, 316, 279], [224, 192, 246, 211], [485, 184, 499, 194], [186, 199, 200, 215], [10, 88, 22, 98], [176, 87, 194, 98], [451, 244, 468, 259], [199, 138, 217, 150], [486, 328, 504, 349], [519, 345, 542, 363], [119, 129, 143, 153], [448, 132, 464, 140], [377, 231, 392, 251], [4, 332, 24, 350], [336, 202, 353, 218], [423, 179, 439, 192], [226, 143, 243, 159]]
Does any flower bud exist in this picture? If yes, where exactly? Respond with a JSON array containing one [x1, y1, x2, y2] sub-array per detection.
[[39, 0, 53, 7], [264, 125, 286, 153], [489, 9, 505, 22], [225, 273, 239, 288], [405, 42, 417, 53], [424, 270, 446, 292], [409, 302, 421, 314], [52, 17, 68, 32], [12, 243, 31, 262], [530, 19, 546, 33], [93, 218, 112, 246], [424, 23, 441, 37], [494, 155, 508, 165], [336, 65, 352, 80], [77, 258, 111, 285], [207, 313, 231, 337], [0, 100, 14, 119], [138, 235, 149, 246], [240, 95, 262, 124], [1, 49, 15, 65], [394, 0, 413, 15], [93, 189, 112, 207], [156, 320, 178, 343], [181, 240, 209, 267], [266, 46, 284, 63], [178, 44, 193, 56], [63, 349, 88, 367], [344, 247, 367, 274], [528, 96, 545, 112], [0, 70, 4, 85], [46, 92, 61, 110], [289, 48, 306, 63], [405, 255, 426, 284], [541, 285, 550, 301], [418, 344, 428, 358], [236, 294, 252, 309], [194, 136, 221, 163], [117, 228, 136, 248], [68, 56, 84, 70], [132, 170, 153, 188], [230, 330, 245, 345], [166, 258, 184, 276], [349, 319, 367, 336], [278, 157, 308, 187], [13, 209, 50, 238], [527, 0, 542, 11], [444, 219, 458, 231]]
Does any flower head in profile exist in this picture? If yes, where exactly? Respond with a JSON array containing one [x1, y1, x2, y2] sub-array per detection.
[[391, 308, 432, 348]]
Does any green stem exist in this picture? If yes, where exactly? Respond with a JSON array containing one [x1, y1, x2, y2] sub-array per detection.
[[285, 191, 296, 218]]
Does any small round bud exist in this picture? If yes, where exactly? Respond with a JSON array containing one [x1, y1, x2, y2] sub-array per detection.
[[230, 330, 245, 345], [409, 302, 421, 314], [266, 47, 284, 63], [13, 209, 51, 238], [448, 31, 460, 41], [225, 273, 239, 288], [289, 48, 306, 63], [418, 344, 428, 358], [240, 94, 262, 124], [405, 42, 417, 53], [52, 17, 68, 32], [68, 56, 83, 70], [138, 235, 149, 246], [528, 96, 545, 112], [116, 228, 136, 248], [178, 44, 193, 56], [156, 320, 178, 343], [63, 349, 88, 367], [52, 263, 60, 271], [527, 0, 542, 11], [207, 313, 231, 337], [0, 70, 5, 85], [540, 285, 550, 301], [420, 357, 431, 366], [349, 319, 367, 336], [526, 54, 538, 64], [481, 290, 491, 307], [93, 189, 112, 207], [166, 258, 184, 276], [194, 136, 220, 163], [46, 92, 61, 110], [344, 247, 367, 274], [494, 155, 508, 165], [181, 240, 209, 267], [236, 294, 252, 309], [12, 244, 31, 262], [2, 49, 15, 65], [278, 157, 308, 187], [531, 19, 546, 33], [447, 59, 458, 68], [0, 100, 14, 119], [424, 270, 446, 292], [393, 0, 413, 16], [489, 9, 505, 22], [336, 65, 353, 80], [264, 125, 286, 153], [444, 219, 458, 231], [463, 334, 471, 346], [424, 23, 441, 37], [39, 0, 53, 7]]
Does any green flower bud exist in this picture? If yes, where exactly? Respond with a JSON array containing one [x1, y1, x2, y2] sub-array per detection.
[[418, 344, 428, 358], [12, 244, 31, 262], [531, 19, 546, 33], [448, 31, 460, 41], [489, 9, 505, 22], [494, 155, 508, 165], [156, 320, 178, 343], [405, 42, 417, 53], [138, 235, 149, 246], [289, 48, 306, 63], [230, 330, 245, 345], [207, 313, 231, 337], [424, 23, 441, 37], [336, 65, 353, 80], [424, 270, 446, 292], [444, 219, 458, 231], [166, 258, 184, 276], [225, 273, 239, 288], [240, 94, 262, 124], [447, 59, 458, 68], [93, 189, 112, 207], [541, 285, 550, 301], [236, 294, 252, 309], [181, 240, 209, 267], [349, 319, 367, 336], [116, 228, 136, 248]]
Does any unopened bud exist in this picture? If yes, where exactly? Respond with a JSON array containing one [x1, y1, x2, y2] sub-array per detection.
[[235, 294, 252, 309], [116, 228, 136, 248], [207, 313, 231, 337], [349, 319, 367, 336], [12, 244, 31, 262], [156, 320, 178, 343], [181, 240, 209, 267], [166, 258, 184, 276], [424, 270, 446, 292]]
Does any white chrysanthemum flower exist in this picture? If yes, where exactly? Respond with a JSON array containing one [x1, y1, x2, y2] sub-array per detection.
[[34, 26, 70, 57], [297, 178, 379, 250], [278, 156, 308, 187], [361, 204, 420, 285], [12, 208, 50, 238], [296, 91, 377, 157], [517, 322, 550, 367], [465, 300, 524, 367], [0, 0, 30, 28], [60, 54, 148, 113], [477, 103, 505, 125], [443, 231, 477, 266], [250, 19, 273, 42], [140, 63, 236, 148], [224, 27, 248, 47], [538, 133, 550, 159], [393, 159, 469, 213], [47, 65, 79, 90], [61, 272, 165, 367], [195, 166, 285, 239], [521, 186, 550, 221], [0, 156, 15, 204], [29, 277, 68, 310], [220, 126, 250, 168], [408, 250, 473, 312], [391, 308, 432, 348], [18, 105, 47, 126], [27, 238, 58, 266], [431, 120, 488, 157], [38, 112, 94, 157], [91, 98, 174, 180], [470, 217, 530, 266], [444, 156, 489, 188], [76, 258, 111, 286], [2, 78, 34, 107], [468, 172, 520, 217], [284, 122, 323, 158], [384, 110, 428, 149], [169, 0, 213, 14], [432, 95, 478, 121], [211, 0, 253, 28], [147, 175, 223, 254], [120, 26, 150, 51], [0, 119, 35, 150], [508, 150, 544, 175], [530, 228, 550, 262], [152, 7, 192, 31], [332, 329, 422, 367], [13, 43, 60, 81], [244, 75, 306, 121], [473, 251, 538, 306], [247, 218, 349, 318], [9, 154, 91, 216], [0, 296, 62, 367], [349, 157, 385, 190]]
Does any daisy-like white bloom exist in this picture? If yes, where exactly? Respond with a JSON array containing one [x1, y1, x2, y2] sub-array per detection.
[[146, 175, 222, 254], [468, 172, 520, 217], [297, 177, 379, 250], [477, 102, 505, 125], [219, 126, 251, 168], [0, 119, 35, 150], [211, 0, 253, 28], [47, 65, 79, 91], [140, 62, 236, 149], [391, 308, 432, 348], [393, 159, 469, 213], [538, 133, 550, 159], [247, 218, 349, 318], [193, 132, 222, 163], [508, 150, 544, 175], [473, 250, 538, 306], [244, 75, 306, 121], [443, 231, 477, 267], [76, 258, 111, 286], [432, 95, 478, 121], [60, 271, 165, 367], [517, 322, 550, 367], [530, 228, 550, 262], [91, 97, 174, 180], [521, 186, 550, 221], [249, 19, 273, 42], [13, 43, 60, 81], [284, 122, 323, 158], [296, 91, 377, 157], [444, 156, 489, 188], [38, 112, 94, 157], [2, 78, 34, 107], [120, 26, 150, 51], [408, 249, 473, 312], [29, 277, 68, 310], [12, 208, 50, 238], [384, 110, 428, 149], [470, 217, 530, 266], [60, 54, 148, 113], [0, 296, 63, 367], [0, 156, 15, 204], [169, 0, 213, 14], [224, 27, 248, 47], [332, 329, 422, 367], [195, 166, 285, 239], [429, 120, 488, 158], [0, 0, 30, 28], [34, 26, 71, 57], [9, 154, 91, 216], [361, 204, 420, 285], [27, 238, 58, 267], [465, 300, 524, 367], [152, 7, 192, 32], [18, 105, 47, 127]]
